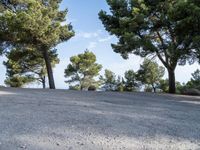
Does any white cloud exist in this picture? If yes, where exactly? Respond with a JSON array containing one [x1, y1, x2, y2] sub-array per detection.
[[98, 36, 112, 42], [88, 42, 97, 50], [83, 33, 98, 38], [76, 30, 102, 39]]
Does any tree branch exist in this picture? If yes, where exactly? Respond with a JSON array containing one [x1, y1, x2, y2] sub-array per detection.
[[156, 31, 169, 65]]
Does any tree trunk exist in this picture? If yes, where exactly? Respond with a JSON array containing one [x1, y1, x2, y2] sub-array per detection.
[[168, 69, 176, 94], [152, 85, 156, 93], [43, 49, 55, 89], [42, 76, 46, 89]]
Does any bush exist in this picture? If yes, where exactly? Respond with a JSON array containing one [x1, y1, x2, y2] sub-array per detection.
[[116, 84, 124, 92], [69, 85, 80, 90], [181, 88, 200, 96], [145, 86, 153, 92]]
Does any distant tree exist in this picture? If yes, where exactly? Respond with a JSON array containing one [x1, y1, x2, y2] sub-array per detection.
[[69, 85, 80, 91], [159, 79, 169, 93], [99, 0, 200, 93], [175, 81, 184, 94], [165, 69, 200, 94], [116, 76, 125, 92], [191, 69, 200, 86], [185, 69, 200, 90], [65, 51, 102, 90], [124, 70, 139, 92], [100, 69, 118, 91], [4, 47, 59, 88], [137, 59, 165, 93], [0, 0, 74, 89]]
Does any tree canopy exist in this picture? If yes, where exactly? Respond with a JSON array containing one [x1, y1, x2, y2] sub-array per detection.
[[4, 75, 35, 88], [4, 47, 59, 88], [124, 70, 139, 91], [99, 0, 200, 93], [0, 0, 74, 89], [185, 69, 200, 90], [137, 59, 165, 92], [100, 69, 118, 91], [65, 51, 102, 90]]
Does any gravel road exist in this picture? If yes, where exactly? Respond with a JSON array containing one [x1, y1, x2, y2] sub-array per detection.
[[0, 87, 200, 150]]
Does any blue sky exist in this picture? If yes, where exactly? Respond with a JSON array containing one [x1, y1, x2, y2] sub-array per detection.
[[0, 0, 199, 89]]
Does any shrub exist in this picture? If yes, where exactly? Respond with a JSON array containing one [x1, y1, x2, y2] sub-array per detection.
[[181, 88, 200, 96]]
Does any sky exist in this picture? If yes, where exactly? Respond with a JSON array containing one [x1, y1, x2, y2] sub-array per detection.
[[0, 0, 199, 89]]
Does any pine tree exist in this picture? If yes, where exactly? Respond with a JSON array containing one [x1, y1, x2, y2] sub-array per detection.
[[124, 70, 139, 92], [99, 0, 200, 93], [137, 59, 165, 93], [65, 51, 102, 90], [0, 0, 74, 89]]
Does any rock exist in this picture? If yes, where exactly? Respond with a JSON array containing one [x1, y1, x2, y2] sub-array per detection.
[[56, 142, 60, 146], [19, 145, 27, 149]]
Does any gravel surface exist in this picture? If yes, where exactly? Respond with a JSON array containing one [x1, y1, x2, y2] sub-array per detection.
[[0, 87, 200, 150]]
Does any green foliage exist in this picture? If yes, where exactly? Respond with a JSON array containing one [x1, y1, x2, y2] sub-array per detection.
[[5, 75, 35, 88], [0, 0, 74, 47], [190, 69, 200, 89], [181, 69, 200, 91], [174, 69, 200, 95], [0, 0, 74, 89], [159, 79, 189, 94], [137, 59, 165, 92], [159, 79, 169, 93], [4, 47, 59, 88], [100, 70, 125, 92], [99, 0, 200, 93], [65, 51, 102, 90], [116, 83, 124, 92], [124, 70, 139, 92], [69, 85, 80, 91], [116, 76, 125, 92], [100, 69, 118, 91], [175, 81, 184, 94]]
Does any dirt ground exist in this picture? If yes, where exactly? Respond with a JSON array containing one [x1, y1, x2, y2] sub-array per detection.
[[0, 87, 200, 150]]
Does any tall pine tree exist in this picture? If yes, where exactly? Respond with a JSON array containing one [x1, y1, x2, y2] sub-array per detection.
[[0, 0, 74, 89], [99, 0, 200, 93], [65, 51, 102, 90]]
